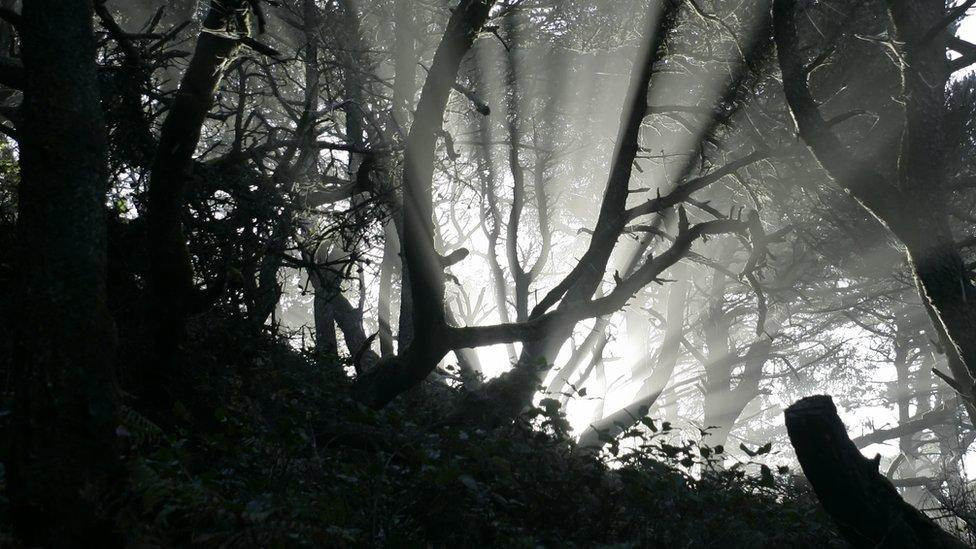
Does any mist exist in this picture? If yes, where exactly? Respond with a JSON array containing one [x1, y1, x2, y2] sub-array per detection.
[[3, 0, 976, 546]]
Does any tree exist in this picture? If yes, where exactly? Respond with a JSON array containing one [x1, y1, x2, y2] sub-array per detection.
[[773, 0, 976, 421], [351, 0, 766, 412], [8, 0, 119, 544]]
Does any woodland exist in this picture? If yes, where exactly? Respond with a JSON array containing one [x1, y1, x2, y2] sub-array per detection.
[[3, 0, 976, 547]]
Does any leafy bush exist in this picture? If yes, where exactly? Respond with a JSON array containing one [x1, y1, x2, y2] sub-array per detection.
[[63, 312, 847, 548]]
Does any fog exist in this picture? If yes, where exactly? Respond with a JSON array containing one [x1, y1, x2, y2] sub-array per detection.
[[5, 0, 976, 544]]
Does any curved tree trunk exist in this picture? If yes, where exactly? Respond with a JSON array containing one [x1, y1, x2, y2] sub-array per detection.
[[350, 0, 495, 408], [773, 0, 976, 419]]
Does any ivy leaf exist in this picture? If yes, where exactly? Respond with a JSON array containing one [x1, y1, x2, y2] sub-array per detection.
[[458, 474, 479, 491]]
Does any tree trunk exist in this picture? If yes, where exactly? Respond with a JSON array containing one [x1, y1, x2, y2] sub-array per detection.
[[785, 395, 967, 549], [10, 1, 119, 544], [578, 265, 687, 448], [377, 220, 398, 356], [313, 289, 339, 356], [350, 0, 495, 408], [391, 0, 416, 128], [146, 0, 245, 376], [773, 0, 976, 415]]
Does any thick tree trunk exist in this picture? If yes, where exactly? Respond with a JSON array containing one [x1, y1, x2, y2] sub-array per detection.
[[10, 1, 119, 544], [785, 395, 967, 549], [313, 290, 339, 356], [774, 0, 976, 414]]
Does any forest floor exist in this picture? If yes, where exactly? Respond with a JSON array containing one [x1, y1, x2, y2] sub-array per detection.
[[0, 313, 846, 547]]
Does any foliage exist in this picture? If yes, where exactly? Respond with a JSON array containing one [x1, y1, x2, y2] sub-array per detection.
[[1, 312, 843, 547]]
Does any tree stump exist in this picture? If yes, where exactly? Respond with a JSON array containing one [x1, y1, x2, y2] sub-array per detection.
[[785, 395, 967, 548]]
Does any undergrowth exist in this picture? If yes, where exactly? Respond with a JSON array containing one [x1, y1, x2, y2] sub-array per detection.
[[2, 313, 845, 547]]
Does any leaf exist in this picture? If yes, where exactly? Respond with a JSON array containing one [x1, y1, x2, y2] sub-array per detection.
[[760, 464, 775, 487], [639, 417, 658, 432], [539, 398, 561, 415], [740, 442, 772, 457], [458, 474, 479, 491]]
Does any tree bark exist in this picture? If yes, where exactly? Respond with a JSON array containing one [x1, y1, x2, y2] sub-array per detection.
[[10, 1, 119, 544], [377, 220, 399, 356], [391, 0, 417, 128], [785, 395, 966, 548]]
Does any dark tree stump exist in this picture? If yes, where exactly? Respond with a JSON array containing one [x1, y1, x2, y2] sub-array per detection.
[[785, 395, 967, 548]]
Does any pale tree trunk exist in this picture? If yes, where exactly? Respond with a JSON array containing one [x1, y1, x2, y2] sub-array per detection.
[[389, 0, 418, 351], [377, 221, 399, 357], [377, 0, 417, 357], [475, 100, 519, 361], [578, 264, 688, 448]]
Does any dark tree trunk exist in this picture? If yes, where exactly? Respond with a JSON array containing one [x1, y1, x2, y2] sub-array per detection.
[[785, 395, 967, 549], [774, 0, 976, 413], [311, 266, 339, 357], [351, 0, 494, 408], [146, 0, 245, 385], [9, 0, 119, 544]]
